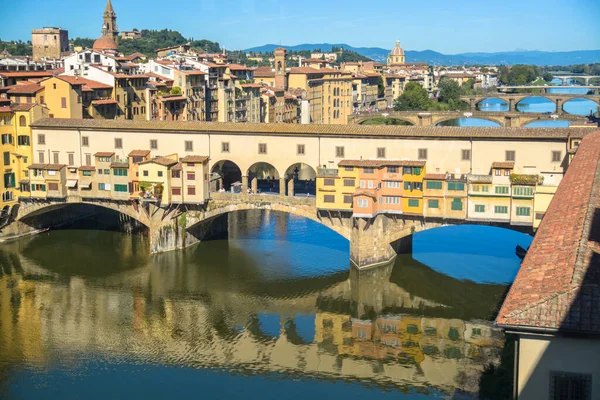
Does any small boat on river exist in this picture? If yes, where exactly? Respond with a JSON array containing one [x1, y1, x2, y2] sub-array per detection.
[[516, 245, 528, 260]]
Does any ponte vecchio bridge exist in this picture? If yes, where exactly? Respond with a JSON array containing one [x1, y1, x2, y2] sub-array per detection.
[[3, 119, 595, 269]]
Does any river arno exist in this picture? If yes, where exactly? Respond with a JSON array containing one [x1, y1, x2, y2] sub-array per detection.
[[0, 210, 532, 399]]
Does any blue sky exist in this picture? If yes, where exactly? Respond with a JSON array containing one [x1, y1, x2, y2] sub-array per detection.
[[2, 0, 599, 53]]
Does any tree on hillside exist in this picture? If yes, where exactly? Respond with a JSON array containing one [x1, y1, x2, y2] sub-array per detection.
[[394, 82, 431, 111]]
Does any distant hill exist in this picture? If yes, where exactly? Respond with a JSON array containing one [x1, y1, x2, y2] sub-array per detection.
[[245, 43, 600, 66]]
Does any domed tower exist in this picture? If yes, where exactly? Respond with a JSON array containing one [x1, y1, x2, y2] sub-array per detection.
[[102, 0, 119, 44], [387, 40, 405, 66]]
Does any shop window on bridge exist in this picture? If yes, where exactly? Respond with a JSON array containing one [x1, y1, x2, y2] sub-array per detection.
[[343, 179, 355, 187], [343, 195, 352, 204], [428, 199, 439, 209], [447, 182, 464, 191], [171, 187, 181, 196], [48, 182, 58, 191], [113, 168, 128, 177], [451, 198, 463, 211], [324, 195, 335, 203], [82, 170, 92, 176], [384, 196, 400, 205], [357, 198, 368, 208], [114, 184, 128, 192], [363, 167, 374, 174], [475, 204, 485, 213], [513, 186, 534, 196], [426, 181, 443, 190], [387, 166, 398, 173], [495, 206, 508, 214], [516, 207, 531, 217], [495, 186, 510, 194], [406, 324, 419, 334], [3, 152, 10, 166], [424, 327, 437, 336], [324, 178, 335, 186], [385, 181, 400, 188], [408, 199, 419, 208]]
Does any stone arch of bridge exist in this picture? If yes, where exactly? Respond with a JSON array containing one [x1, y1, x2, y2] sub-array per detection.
[[185, 201, 351, 240], [17, 200, 151, 228], [562, 97, 600, 113], [473, 97, 509, 109], [433, 115, 503, 127], [356, 116, 416, 126]]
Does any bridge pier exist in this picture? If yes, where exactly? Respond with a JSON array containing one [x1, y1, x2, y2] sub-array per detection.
[[286, 178, 294, 197], [242, 176, 248, 192], [555, 98, 564, 114], [508, 98, 516, 112]]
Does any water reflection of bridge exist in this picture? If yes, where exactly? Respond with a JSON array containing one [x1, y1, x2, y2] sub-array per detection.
[[0, 239, 506, 396]]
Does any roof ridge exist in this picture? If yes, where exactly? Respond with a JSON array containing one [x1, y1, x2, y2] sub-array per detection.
[[503, 286, 577, 320]]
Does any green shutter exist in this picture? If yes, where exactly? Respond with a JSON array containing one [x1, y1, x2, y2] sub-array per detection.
[[428, 199, 439, 208], [426, 181, 442, 190], [408, 199, 419, 207], [451, 198, 463, 211]]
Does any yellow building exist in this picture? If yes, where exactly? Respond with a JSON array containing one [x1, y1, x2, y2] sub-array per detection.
[[401, 161, 425, 215], [316, 165, 358, 211], [0, 102, 45, 211], [26, 163, 67, 199], [39, 76, 84, 119], [138, 155, 179, 203]]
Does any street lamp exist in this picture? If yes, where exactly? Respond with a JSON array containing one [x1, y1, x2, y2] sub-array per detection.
[[463, 112, 473, 118], [382, 112, 389, 119], [551, 114, 558, 120]]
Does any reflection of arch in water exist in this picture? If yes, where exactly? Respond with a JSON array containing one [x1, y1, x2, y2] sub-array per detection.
[[211, 160, 242, 190]]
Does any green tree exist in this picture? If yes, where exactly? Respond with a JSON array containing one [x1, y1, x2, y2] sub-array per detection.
[[498, 65, 539, 85], [572, 64, 585, 74], [170, 86, 182, 95], [542, 72, 553, 82], [394, 82, 431, 111], [437, 77, 461, 104], [377, 76, 385, 98]]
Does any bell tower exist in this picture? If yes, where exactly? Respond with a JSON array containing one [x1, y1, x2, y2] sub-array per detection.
[[102, 0, 119, 42], [274, 47, 287, 89]]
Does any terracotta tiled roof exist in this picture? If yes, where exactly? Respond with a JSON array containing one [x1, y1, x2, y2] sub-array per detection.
[[0, 71, 53, 78], [78, 166, 96, 171], [58, 76, 111, 89], [241, 83, 262, 89], [29, 118, 592, 140], [92, 99, 118, 105], [160, 95, 187, 101], [28, 163, 66, 170], [496, 132, 600, 334], [353, 190, 377, 199], [180, 155, 209, 163], [6, 84, 43, 94], [491, 161, 515, 169], [172, 162, 182, 171], [338, 159, 426, 167], [10, 103, 36, 111], [424, 173, 446, 180], [139, 156, 178, 167], [289, 67, 323, 74], [254, 67, 275, 78], [128, 150, 151, 157], [94, 152, 115, 157], [110, 162, 129, 168]]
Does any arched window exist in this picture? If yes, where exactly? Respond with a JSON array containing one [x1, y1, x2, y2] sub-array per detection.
[[19, 116, 26, 127]]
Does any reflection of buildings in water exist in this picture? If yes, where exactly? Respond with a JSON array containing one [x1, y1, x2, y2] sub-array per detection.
[[0, 244, 504, 396], [315, 312, 504, 392]]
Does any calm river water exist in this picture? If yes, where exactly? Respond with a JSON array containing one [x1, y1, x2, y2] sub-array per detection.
[[0, 210, 532, 399]]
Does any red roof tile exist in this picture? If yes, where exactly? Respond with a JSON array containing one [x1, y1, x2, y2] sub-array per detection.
[[180, 155, 209, 163], [94, 152, 115, 157], [338, 159, 425, 168], [497, 131, 600, 333], [424, 173, 446, 180], [491, 162, 515, 169], [128, 150, 151, 157]]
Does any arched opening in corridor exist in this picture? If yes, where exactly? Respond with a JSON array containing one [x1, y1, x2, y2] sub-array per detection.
[[247, 162, 280, 195], [283, 163, 317, 197], [475, 97, 508, 112], [211, 160, 242, 192], [436, 118, 501, 127]]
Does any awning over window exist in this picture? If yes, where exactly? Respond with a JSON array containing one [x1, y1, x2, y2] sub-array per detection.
[[79, 181, 91, 189], [66, 179, 78, 188]]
